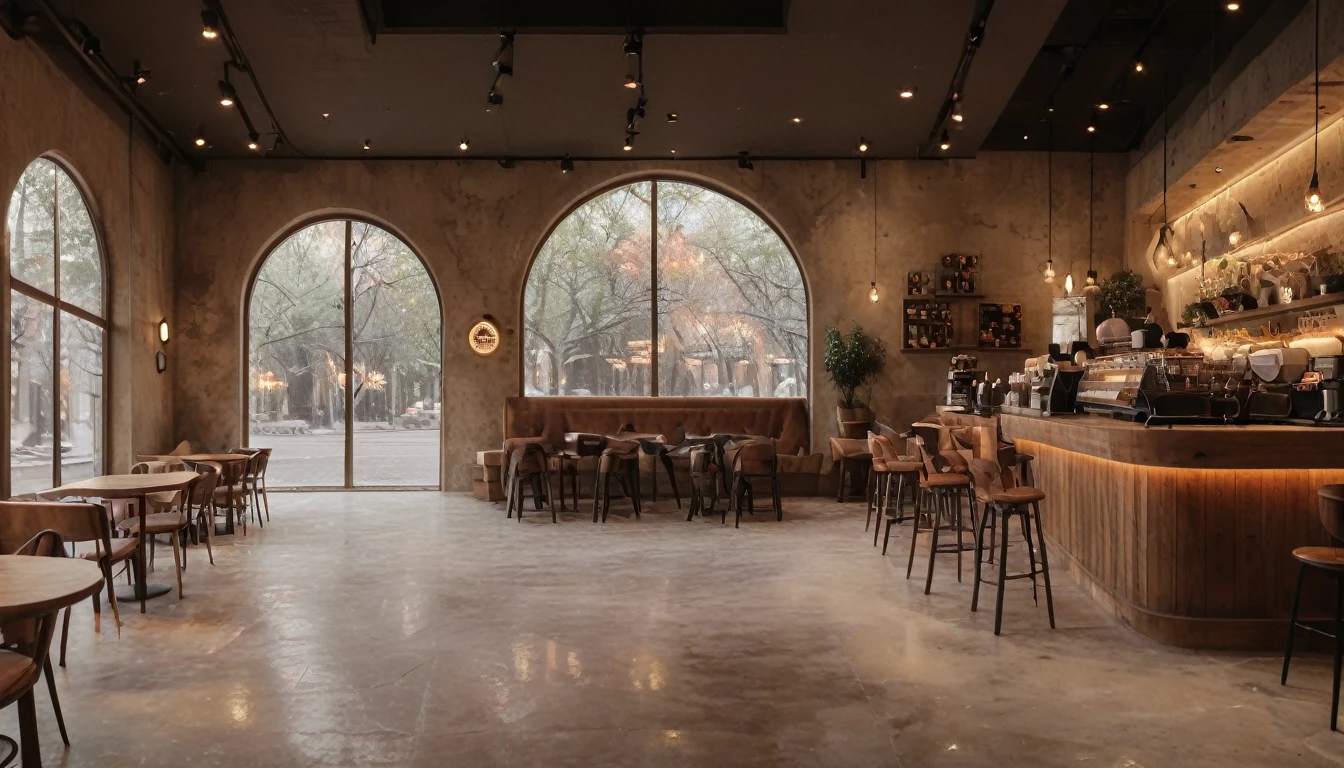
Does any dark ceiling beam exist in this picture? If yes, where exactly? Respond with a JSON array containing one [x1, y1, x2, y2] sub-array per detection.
[[16, 0, 199, 169], [919, 0, 995, 157]]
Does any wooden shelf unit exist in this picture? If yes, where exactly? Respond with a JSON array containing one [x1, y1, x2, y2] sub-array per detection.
[[1199, 292, 1344, 328]]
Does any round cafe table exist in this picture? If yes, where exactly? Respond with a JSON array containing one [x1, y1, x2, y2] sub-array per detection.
[[139, 453, 250, 535], [38, 471, 198, 612], [0, 556, 103, 768]]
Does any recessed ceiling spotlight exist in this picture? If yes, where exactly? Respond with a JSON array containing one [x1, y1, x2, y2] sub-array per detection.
[[791, 117, 802, 123], [201, 10, 219, 39], [194, 137, 206, 147], [1098, 103, 1110, 110], [458, 139, 469, 151], [1134, 61, 1144, 73], [666, 112, 678, 123], [670, 148, 677, 154], [247, 133, 260, 151], [1214, 166, 1224, 173], [321, 112, 330, 121], [362, 139, 372, 151], [1022, 134, 1029, 140], [193, 123, 206, 147], [939, 130, 950, 151], [1087, 125, 1096, 133], [217, 79, 236, 107], [1226, 2, 1240, 10], [899, 88, 915, 99], [857, 137, 869, 153]]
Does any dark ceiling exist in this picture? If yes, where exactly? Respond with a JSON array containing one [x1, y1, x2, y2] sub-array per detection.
[[0, 0, 1299, 162]]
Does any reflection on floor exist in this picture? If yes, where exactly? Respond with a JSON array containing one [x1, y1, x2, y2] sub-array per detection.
[[4, 492, 1341, 767]]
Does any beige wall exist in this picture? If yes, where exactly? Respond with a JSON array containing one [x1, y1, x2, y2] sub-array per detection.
[[0, 33, 175, 485], [173, 153, 1126, 490]]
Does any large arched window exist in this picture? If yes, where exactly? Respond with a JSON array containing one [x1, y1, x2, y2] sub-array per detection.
[[247, 219, 441, 488], [524, 180, 807, 397], [5, 158, 106, 495]]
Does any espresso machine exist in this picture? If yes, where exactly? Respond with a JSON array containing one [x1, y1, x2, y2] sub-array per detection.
[[1314, 356, 1343, 423], [946, 355, 982, 409]]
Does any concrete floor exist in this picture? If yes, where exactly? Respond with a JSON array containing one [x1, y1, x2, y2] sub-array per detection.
[[2, 492, 1341, 767]]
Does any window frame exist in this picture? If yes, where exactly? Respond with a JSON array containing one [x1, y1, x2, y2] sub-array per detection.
[[520, 176, 810, 398], [241, 215, 445, 490], [3, 156, 110, 496]]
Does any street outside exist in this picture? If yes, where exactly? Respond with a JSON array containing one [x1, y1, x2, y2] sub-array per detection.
[[255, 429, 440, 487]]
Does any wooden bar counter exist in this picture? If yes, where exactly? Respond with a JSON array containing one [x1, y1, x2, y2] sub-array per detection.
[[1000, 412, 1344, 650]]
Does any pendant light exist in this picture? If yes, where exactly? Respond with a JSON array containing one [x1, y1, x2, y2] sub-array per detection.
[[1044, 118, 1055, 284], [1155, 69, 1176, 268], [1084, 141, 1102, 295], [1307, 0, 1326, 213], [869, 161, 880, 303]]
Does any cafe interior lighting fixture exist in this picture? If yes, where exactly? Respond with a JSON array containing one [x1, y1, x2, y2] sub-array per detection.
[[939, 130, 951, 151], [665, 112, 678, 123], [217, 78, 236, 107], [193, 122, 207, 147], [1134, 61, 1144, 72], [1084, 143, 1102, 296], [1044, 119, 1055, 284], [201, 9, 219, 39], [560, 156, 574, 173], [362, 138, 372, 151], [1098, 102, 1110, 110], [899, 88, 915, 99], [1226, 2, 1240, 10], [1307, 0, 1326, 214], [623, 31, 644, 90], [458, 138, 469, 151], [622, 134, 635, 151], [1154, 72, 1177, 268], [132, 60, 150, 86], [857, 137, 869, 153], [488, 32, 514, 106], [247, 133, 260, 151], [158, 318, 170, 344], [869, 160, 880, 303]]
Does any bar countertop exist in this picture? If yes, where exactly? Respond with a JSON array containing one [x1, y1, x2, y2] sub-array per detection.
[[999, 412, 1344, 470]]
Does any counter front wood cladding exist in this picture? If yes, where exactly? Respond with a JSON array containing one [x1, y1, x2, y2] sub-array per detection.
[[1000, 413, 1344, 650]]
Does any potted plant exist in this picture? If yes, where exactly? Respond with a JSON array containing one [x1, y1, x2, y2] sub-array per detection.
[[1319, 251, 1344, 294], [823, 324, 887, 438], [1099, 269, 1146, 320]]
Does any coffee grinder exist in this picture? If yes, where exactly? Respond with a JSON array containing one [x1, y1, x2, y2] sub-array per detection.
[[946, 355, 981, 409]]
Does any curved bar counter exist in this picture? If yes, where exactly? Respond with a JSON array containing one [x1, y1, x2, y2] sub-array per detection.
[[1000, 413, 1344, 650]]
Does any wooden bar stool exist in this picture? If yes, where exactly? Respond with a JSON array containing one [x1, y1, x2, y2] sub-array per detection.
[[869, 433, 921, 549], [967, 458, 1055, 635], [1282, 484, 1344, 731], [903, 424, 976, 594]]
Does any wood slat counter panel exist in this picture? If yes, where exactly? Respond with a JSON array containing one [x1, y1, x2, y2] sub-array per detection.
[[1001, 413, 1344, 650]]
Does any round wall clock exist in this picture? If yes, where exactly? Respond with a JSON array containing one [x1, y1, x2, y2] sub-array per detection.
[[467, 318, 501, 356]]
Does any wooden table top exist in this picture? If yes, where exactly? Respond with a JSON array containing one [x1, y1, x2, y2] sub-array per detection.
[[142, 453, 248, 463], [37, 471, 199, 499], [0, 556, 104, 622]]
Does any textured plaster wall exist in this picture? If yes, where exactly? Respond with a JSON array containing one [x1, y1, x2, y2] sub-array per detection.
[[174, 154, 1125, 490], [0, 33, 175, 480]]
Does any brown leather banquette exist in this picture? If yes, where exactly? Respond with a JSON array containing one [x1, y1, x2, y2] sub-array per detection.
[[504, 396, 811, 455]]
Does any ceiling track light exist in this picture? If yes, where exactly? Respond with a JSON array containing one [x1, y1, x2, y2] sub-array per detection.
[[458, 138, 470, 151], [1134, 61, 1144, 73], [738, 151, 754, 171], [938, 129, 951, 152], [665, 112, 678, 123], [560, 155, 574, 174], [899, 88, 915, 99], [217, 78, 237, 107], [131, 59, 150, 86], [81, 33, 100, 57], [622, 133, 635, 151], [487, 32, 514, 106], [247, 132, 260, 151], [192, 122, 207, 148], [201, 9, 220, 39], [362, 138, 372, 151], [1226, 2, 1240, 10], [857, 137, 869, 153]]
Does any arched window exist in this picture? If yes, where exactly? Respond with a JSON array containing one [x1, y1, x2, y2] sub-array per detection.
[[247, 219, 441, 488], [524, 180, 807, 398], [5, 158, 106, 495]]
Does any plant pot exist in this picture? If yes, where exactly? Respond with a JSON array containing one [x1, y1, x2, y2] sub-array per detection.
[[837, 406, 873, 439]]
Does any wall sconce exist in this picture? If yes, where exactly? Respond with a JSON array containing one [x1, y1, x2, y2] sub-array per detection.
[[156, 351, 167, 374], [158, 317, 170, 344]]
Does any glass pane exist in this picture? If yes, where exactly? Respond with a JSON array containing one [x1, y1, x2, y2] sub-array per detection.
[[350, 222, 441, 486], [247, 221, 346, 487], [524, 182, 653, 396], [656, 182, 808, 397], [10, 292, 54, 495], [7, 159, 56, 294], [60, 312, 103, 484], [57, 170, 103, 316]]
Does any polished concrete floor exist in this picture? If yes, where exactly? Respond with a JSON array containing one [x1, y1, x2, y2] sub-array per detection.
[[3, 491, 1341, 767]]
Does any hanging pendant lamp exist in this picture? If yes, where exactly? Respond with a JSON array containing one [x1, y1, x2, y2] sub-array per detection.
[[1084, 141, 1102, 295], [1155, 73, 1176, 268], [1307, 0, 1326, 213], [869, 161, 880, 302], [1044, 118, 1055, 284]]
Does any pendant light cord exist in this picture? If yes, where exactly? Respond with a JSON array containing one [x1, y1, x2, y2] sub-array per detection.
[[1088, 139, 1094, 273], [1047, 118, 1053, 265], [1315, 0, 1320, 171], [872, 161, 878, 284]]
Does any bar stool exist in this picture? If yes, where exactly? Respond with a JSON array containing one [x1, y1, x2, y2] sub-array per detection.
[[504, 441, 554, 523], [869, 433, 920, 549], [1282, 484, 1344, 731], [725, 440, 781, 528], [967, 458, 1055, 635], [904, 424, 976, 594]]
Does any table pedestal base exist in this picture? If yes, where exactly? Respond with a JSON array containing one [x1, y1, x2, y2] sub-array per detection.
[[115, 583, 172, 602]]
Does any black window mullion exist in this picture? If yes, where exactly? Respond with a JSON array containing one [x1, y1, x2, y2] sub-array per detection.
[[51, 164, 62, 488], [650, 180, 659, 397]]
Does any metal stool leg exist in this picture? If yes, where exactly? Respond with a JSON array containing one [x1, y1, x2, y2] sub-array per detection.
[[1333, 575, 1343, 731], [1031, 501, 1056, 627], [1283, 563, 1308, 685]]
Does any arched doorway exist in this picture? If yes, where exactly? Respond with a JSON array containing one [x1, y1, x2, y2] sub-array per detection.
[[523, 179, 808, 398], [5, 157, 107, 496], [246, 218, 441, 488]]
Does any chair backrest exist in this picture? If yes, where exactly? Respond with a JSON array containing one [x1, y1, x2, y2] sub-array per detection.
[[2, 529, 67, 664], [732, 440, 777, 475], [188, 465, 220, 508], [168, 440, 193, 456], [254, 450, 270, 479], [966, 459, 1004, 504], [0, 500, 109, 555], [130, 462, 151, 474]]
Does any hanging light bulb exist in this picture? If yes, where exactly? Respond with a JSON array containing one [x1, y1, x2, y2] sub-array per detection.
[[857, 137, 869, 153], [1228, 230, 1241, 246], [1064, 273, 1074, 295], [246, 133, 260, 151], [869, 282, 879, 303], [1043, 259, 1055, 283], [1307, 171, 1325, 213], [1307, 0, 1326, 214], [939, 129, 951, 152], [1155, 225, 1176, 267], [1084, 269, 1101, 296], [201, 10, 219, 39]]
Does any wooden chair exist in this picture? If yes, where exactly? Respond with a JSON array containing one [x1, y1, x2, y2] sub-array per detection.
[[253, 448, 272, 521], [183, 464, 220, 565], [904, 424, 975, 594], [116, 472, 199, 600], [724, 440, 781, 528], [1282, 484, 1344, 730], [0, 500, 132, 667], [967, 458, 1055, 635], [505, 441, 555, 523], [210, 458, 250, 536], [684, 444, 721, 521], [0, 530, 73, 756]]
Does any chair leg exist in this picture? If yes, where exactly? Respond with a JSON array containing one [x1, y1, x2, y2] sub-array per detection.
[[994, 511, 1011, 635], [972, 503, 994, 613], [1284, 563, 1308, 685], [954, 491, 964, 584], [882, 517, 894, 556], [59, 605, 71, 667], [261, 480, 271, 521], [170, 532, 184, 599], [1031, 501, 1056, 627], [106, 565, 122, 638], [923, 491, 943, 595], [865, 472, 876, 532], [837, 461, 847, 503], [43, 657, 70, 746], [906, 489, 924, 578], [1333, 575, 1343, 731]]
